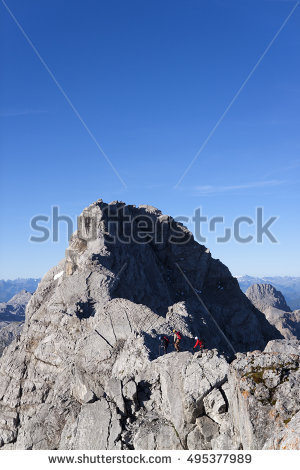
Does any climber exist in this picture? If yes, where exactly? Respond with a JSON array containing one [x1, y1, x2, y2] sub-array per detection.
[[193, 336, 204, 353], [159, 335, 170, 355], [173, 329, 182, 352]]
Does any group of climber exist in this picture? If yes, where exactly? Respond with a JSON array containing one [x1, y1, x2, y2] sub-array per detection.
[[158, 330, 204, 355]]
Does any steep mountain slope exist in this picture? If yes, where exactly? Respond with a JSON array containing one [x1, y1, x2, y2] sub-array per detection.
[[0, 200, 288, 450]]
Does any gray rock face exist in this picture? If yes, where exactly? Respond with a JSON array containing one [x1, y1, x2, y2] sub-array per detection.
[[228, 350, 300, 449], [0, 199, 291, 450], [264, 339, 300, 355], [262, 309, 300, 341], [246, 283, 291, 312], [203, 388, 227, 422], [0, 322, 23, 357], [263, 411, 300, 449], [246, 284, 300, 340]]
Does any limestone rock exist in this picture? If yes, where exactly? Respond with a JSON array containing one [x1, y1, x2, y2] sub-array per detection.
[[246, 284, 300, 340], [0, 321, 23, 356], [264, 339, 300, 355], [203, 388, 227, 423], [196, 416, 219, 440], [228, 350, 300, 449], [246, 284, 291, 312], [66, 399, 122, 450], [263, 411, 300, 449], [0, 200, 290, 450]]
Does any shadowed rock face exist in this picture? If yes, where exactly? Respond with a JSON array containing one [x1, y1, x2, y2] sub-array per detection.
[[0, 322, 23, 356], [0, 200, 289, 450]]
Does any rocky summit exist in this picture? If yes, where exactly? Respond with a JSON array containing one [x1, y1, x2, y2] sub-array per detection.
[[246, 284, 292, 313], [0, 199, 299, 450]]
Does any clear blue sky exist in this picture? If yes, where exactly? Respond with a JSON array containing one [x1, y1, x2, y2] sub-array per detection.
[[0, 0, 299, 279]]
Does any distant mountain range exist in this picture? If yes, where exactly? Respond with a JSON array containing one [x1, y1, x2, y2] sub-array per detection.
[[0, 290, 32, 322], [237, 275, 300, 310], [0, 278, 40, 302]]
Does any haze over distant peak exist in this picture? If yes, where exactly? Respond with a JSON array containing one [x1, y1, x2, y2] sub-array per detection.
[[237, 275, 300, 310], [0, 278, 40, 303]]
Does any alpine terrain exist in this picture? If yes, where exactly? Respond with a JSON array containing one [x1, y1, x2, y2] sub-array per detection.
[[0, 200, 299, 450], [246, 284, 300, 341]]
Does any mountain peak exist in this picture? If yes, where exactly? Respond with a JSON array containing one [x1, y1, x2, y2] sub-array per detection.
[[0, 199, 290, 451], [246, 283, 291, 313]]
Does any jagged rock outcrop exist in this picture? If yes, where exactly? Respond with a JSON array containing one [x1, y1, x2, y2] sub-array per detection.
[[246, 284, 300, 340], [0, 200, 289, 450]]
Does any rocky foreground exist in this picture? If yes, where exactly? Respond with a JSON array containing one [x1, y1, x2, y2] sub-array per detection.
[[0, 200, 299, 450]]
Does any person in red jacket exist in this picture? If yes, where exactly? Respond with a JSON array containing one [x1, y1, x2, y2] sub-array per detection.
[[193, 336, 204, 353]]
